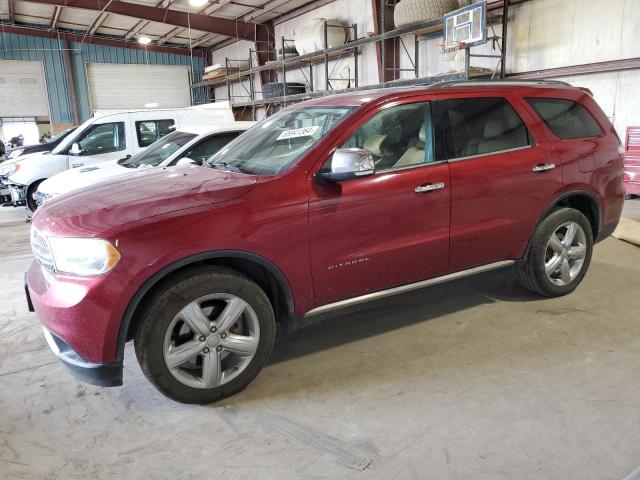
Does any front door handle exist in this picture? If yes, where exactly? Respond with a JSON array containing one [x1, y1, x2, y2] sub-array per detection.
[[415, 182, 445, 193], [532, 163, 556, 172]]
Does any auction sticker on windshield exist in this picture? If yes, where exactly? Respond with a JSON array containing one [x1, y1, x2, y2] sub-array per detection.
[[277, 126, 320, 140]]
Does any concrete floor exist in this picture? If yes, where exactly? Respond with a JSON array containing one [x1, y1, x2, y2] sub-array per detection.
[[2, 205, 640, 480]]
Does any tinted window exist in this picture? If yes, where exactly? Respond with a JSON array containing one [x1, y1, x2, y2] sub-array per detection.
[[136, 119, 176, 147], [340, 101, 444, 170], [435, 97, 531, 159], [526, 98, 602, 139], [77, 122, 126, 155], [176, 132, 241, 166]]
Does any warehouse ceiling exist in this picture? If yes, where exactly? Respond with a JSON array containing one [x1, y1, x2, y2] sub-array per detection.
[[0, 0, 315, 49]]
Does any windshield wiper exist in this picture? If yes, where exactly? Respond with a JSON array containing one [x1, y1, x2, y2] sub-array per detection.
[[208, 161, 242, 173]]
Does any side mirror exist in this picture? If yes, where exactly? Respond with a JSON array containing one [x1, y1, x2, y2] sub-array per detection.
[[69, 142, 82, 156], [319, 148, 375, 182], [176, 157, 198, 166]]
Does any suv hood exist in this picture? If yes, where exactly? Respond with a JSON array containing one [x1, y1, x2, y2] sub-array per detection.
[[34, 165, 258, 236]]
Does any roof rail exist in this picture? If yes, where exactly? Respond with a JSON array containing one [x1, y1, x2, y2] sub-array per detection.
[[429, 79, 573, 88]]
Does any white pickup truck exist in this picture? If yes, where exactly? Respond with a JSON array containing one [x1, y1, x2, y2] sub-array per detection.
[[1, 102, 235, 211]]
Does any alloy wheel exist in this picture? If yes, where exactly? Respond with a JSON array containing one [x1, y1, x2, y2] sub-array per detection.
[[544, 221, 587, 286], [162, 293, 260, 389]]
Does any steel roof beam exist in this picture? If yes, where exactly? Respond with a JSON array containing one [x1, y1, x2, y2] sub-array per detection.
[[21, 0, 269, 41]]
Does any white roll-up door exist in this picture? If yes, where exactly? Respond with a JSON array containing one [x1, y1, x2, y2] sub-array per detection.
[[0, 60, 50, 117], [86, 63, 191, 111]]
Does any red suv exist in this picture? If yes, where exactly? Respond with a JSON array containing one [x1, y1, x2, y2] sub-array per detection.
[[27, 80, 624, 403]]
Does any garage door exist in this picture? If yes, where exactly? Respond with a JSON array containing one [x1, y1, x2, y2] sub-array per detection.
[[0, 60, 50, 117], [87, 63, 191, 110]]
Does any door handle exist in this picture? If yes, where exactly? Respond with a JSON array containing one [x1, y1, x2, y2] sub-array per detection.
[[532, 163, 556, 172], [415, 182, 445, 193]]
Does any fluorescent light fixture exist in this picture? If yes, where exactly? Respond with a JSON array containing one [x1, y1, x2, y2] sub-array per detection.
[[144, 102, 159, 108], [189, 0, 208, 6], [138, 35, 152, 45]]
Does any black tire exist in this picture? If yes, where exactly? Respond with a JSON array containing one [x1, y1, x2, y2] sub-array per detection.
[[262, 82, 306, 99], [26, 179, 44, 212], [394, 0, 458, 28], [516, 207, 593, 297], [134, 266, 276, 404]]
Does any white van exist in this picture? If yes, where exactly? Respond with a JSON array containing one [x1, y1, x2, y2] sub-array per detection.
[[3, 102, 234, 211]]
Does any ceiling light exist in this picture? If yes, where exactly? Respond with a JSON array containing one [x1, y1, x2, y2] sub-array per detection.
[[138, 35, 152, 45], [144, 102, 159, 108], [189, 0, 208, 6]]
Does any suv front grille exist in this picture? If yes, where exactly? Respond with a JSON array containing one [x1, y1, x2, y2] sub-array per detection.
[[31, 227, 55, 277]]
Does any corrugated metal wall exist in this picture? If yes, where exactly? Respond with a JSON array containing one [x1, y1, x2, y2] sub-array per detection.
[[0, 32, 205, 125]]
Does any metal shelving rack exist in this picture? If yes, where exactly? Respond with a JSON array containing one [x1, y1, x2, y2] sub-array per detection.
[[194, 1, 510, 118]]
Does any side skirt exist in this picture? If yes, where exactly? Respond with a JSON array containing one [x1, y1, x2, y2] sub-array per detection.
[[303, 260, 515, 318]]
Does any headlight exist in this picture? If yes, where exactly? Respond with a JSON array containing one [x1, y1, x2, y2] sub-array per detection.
[[2, 163, 20, 177], [48, 237, 121, 276], [9, 149, 24, 159]]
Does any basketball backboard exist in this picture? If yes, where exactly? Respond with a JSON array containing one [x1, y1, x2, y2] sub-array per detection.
[[443, 1, 487, 48]]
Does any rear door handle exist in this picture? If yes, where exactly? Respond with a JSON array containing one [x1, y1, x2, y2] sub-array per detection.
[[415, 182, 445, 193], [532, 163, 556, 172]]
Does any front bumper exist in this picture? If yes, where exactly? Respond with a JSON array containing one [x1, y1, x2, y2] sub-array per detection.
[[42, 326, 123, 387], [27, 260, 131, 386]]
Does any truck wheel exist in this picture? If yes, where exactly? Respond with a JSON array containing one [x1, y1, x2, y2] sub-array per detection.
[[134, 266, 276, 404], [26, 180, 44, 212], [516, 207, 593, 297]]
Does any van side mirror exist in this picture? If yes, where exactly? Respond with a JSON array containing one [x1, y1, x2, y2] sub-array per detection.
[[69, 142, 83, 156], [319, 148, 375, 182], [176, 157, 198, 166]]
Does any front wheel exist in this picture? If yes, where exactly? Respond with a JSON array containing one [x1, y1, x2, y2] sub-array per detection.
[[134, 266, 276, 404], [516, 207, 593, 297], [26, 180, 44, 212]]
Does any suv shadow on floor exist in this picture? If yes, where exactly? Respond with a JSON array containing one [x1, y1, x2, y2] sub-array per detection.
[[270, 266, 544, 365]]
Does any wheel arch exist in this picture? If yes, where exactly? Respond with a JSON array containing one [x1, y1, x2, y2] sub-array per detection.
[[523, 189, 601, 259], [115, 250, 295, 362]]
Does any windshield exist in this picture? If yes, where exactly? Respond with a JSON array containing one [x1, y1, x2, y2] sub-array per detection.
[[206, 107, 352, 175], [44, 127, 75, 145], [124, 131, 197, 168]]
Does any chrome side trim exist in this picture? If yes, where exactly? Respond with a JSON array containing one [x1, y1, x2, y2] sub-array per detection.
[[303, 260, 515, 317], [446, 145, 533, 163]]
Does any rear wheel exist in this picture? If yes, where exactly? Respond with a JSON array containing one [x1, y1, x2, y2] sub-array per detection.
[[134, 266, 276, 404], [516, 207, 593, 297]]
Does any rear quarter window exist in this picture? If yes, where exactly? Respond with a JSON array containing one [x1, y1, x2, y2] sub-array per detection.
[[526, 98, 602, 139]]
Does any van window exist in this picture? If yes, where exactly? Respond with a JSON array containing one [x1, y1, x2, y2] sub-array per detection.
[[76, 122, 126, 155], [176, 132, 242, 166], [435, 97, 531, 159], [340, 101, 443, 170], [136, 119, 176, 147], [526, 98, 602, 139]]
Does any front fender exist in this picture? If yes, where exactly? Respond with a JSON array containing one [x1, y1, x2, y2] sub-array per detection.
[[8, 154, 69, 186]]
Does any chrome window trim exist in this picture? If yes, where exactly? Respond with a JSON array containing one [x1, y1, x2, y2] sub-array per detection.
[[375, 159, 448, 174], [446, 144, 534, 163], [304, 260, 515, 317]]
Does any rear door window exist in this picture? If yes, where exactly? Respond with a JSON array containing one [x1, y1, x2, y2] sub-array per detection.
[[136, 119, 176, 147], [434, 97, 531, 159], [526, 98, 602, 139]]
